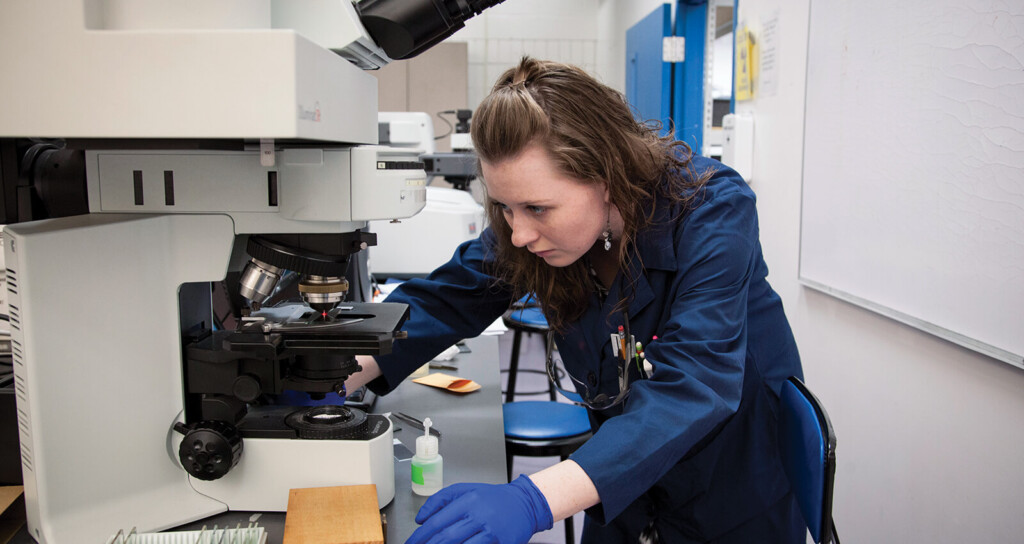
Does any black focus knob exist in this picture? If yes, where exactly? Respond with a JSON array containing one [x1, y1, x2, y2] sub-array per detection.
[[173, 420, 243, 481], [232, 374, 262, 403]]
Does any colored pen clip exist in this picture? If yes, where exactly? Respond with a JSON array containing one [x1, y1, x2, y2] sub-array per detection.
[[394, 412, 441, 437]]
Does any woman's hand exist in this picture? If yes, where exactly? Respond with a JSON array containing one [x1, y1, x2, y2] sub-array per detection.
[[405, 475, 553, 544]]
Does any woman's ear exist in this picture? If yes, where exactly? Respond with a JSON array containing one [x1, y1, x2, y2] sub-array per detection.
[[603, 181, 611, 203]]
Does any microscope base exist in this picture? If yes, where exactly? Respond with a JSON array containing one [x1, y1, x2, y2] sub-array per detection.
[[189, 420, 396, 510]]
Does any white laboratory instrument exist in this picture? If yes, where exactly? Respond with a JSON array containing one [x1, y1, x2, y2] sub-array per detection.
[[370, 187, 485, 277], [379, 112, 438, 155], [371, 113, 485, 278], [0, 1, 503, 542], [721, 112, 755, 182]]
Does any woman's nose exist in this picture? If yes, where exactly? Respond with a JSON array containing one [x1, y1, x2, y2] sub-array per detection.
[[509, 215, 539, 248]]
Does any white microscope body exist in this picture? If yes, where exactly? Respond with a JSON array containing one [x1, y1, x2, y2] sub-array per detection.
[[0, 0, 502, 541]]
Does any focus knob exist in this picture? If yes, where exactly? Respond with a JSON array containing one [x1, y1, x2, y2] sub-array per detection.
[[232, 374, 262, 403], [173, 420, 242, 481]]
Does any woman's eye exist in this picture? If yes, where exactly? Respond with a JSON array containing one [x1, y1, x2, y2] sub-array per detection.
[[527, 205, 546, 215]]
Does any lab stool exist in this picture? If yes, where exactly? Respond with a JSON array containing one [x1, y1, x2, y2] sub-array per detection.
[[502, 298, 556, 402], [502, 299, 592, 544], [503, 396, 591, 544]]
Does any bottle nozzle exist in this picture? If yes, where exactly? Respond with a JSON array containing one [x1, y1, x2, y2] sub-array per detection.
[[415, 416, 439, 458]]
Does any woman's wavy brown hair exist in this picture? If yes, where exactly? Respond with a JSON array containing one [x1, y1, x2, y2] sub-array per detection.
[[472, 57, 709, 331]]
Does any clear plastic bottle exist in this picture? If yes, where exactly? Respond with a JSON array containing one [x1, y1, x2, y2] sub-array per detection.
[[411, 417, 443, 496]]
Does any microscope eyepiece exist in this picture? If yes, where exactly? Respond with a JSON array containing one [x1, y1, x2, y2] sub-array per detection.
[[357, 0, 506, 60]]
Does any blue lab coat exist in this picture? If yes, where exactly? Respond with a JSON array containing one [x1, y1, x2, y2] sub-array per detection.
[[369, 156, 805, 542]]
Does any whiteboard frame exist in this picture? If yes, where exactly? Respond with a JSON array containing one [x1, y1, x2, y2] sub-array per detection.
[[798, 276, 1024, 371]]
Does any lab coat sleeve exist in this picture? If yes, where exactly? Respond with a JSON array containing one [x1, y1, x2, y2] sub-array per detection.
[[570, 180, 760, 523], [367, 228, 513, 394]]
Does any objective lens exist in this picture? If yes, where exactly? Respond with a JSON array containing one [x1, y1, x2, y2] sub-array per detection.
[[298, 275, 349, 314], [238, 258, 284, 304]]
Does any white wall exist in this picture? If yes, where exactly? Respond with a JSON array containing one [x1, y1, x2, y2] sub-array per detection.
[[444, 0, 675, 106], [735, 1, 1024, 542], [445, 0, 601, 110]]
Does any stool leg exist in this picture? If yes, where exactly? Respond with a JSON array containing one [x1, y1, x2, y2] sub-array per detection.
[[545, 331, 557, 401], [506, 450, 513, 483], [548, 371, 557, 401], [506, 328, 523, 403]]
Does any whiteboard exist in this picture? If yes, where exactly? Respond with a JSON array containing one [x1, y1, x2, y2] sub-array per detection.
[[799, 0, 1024, 369]]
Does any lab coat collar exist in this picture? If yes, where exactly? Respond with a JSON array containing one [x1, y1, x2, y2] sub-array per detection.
[[631, 198, 678, 273]]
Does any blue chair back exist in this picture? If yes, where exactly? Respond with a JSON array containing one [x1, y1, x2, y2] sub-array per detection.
[[779, 376, 837, 543]]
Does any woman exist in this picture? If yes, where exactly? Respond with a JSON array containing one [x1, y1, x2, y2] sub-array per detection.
[[346, 57, 805, 543]]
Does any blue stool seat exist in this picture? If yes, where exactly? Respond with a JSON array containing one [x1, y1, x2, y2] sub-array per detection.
[[503, 401, 591, 440], [505, 305, 548, 329]]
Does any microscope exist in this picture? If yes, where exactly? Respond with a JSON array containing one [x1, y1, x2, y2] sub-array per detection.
[[0, 1, 503, 542]]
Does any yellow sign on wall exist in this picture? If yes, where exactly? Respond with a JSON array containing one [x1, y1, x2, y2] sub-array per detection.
[[734, 25, 758, 101]]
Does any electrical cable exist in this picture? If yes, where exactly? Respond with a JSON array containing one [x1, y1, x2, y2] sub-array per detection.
[[434, 110, 457, 140]]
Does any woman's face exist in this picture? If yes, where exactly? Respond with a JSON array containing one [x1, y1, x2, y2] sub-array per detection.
[[482, 143, 608, 267]]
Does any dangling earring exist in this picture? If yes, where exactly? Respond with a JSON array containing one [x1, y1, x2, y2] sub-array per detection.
[[602, 217, 612, 251]]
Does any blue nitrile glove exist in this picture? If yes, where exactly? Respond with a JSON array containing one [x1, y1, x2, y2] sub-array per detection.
[[405, 475, 554, 544]]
